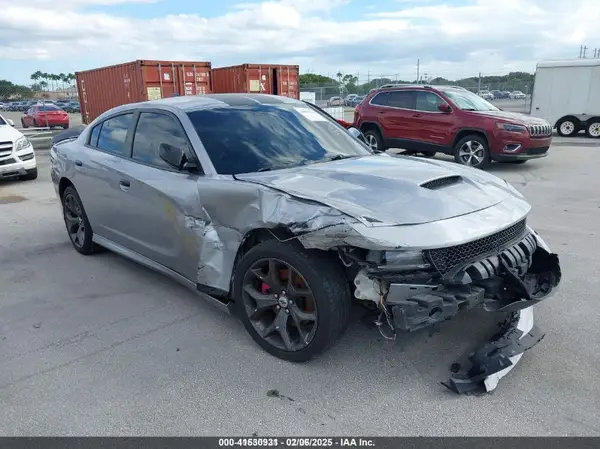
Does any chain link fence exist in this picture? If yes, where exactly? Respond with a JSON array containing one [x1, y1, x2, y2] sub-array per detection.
[[301, 72, 534, 113]]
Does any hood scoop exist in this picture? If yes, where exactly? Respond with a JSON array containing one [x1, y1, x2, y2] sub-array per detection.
[[420, 175, 463, 190]]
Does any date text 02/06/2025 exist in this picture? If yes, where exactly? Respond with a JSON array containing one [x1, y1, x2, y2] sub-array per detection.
[[218, 438, 376, 447]]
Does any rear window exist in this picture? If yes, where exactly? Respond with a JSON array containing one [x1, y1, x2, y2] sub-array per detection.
[[38, 105, 61, 111]]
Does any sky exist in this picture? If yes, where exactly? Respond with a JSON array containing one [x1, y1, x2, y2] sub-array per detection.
[[1, 0, 599, 85]]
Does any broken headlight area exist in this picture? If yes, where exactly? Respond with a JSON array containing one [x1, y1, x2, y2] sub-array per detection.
[[343, 229, 561, 393]]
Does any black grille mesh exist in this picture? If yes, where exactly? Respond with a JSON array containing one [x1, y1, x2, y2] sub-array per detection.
[[425, 219, 528, 274]]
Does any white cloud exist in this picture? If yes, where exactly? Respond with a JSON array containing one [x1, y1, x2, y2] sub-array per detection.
[[1, 0, 599, 83]]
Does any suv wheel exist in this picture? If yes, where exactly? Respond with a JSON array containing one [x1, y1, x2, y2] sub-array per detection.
[[453, 135, 490, 169], [233, 240, 351, 362], [363, 129, 383, 151]]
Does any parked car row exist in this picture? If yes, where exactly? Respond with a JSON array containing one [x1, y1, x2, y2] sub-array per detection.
[[0, 99, 80, 113], [479, 90, 527, 100]]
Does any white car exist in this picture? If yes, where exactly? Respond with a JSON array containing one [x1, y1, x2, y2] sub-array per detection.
[[510, 91, 527, 100], [327, 96, 344, 107], [0, 114, 38, 181], [479, 90, 494, 100]]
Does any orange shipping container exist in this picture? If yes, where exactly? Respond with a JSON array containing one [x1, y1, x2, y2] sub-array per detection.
[[75, 59, 212, 124], [211, 64, 299, 99]]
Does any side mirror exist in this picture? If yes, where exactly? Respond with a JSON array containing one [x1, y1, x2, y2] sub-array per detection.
[[7, 119, 14, 127], [347, 126, 367, 143], [438, 104, 451, 113], [159, 143, 187, 170]]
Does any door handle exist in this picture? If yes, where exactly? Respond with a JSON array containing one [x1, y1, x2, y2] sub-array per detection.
[[75, 160, 83, 167], [412, 113, 421, 117]]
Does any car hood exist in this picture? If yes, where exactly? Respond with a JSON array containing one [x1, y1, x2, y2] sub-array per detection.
[[0, 123, 24, 141], [471, 110, 548, 125], [234, 154, 521, 227]]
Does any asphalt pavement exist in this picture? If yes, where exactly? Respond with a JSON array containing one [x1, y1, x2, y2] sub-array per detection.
[[1, 143, 599, 436]]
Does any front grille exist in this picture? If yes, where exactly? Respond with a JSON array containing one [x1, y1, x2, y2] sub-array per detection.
[[420, 175, 462, 190], [425, 219, 528, 274], [0, 141, 13, 156], [529, 124, 552, 138], [0, 158, 16, 166]]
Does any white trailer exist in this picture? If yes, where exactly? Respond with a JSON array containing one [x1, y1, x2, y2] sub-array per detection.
[[530, 59, 600, 138]]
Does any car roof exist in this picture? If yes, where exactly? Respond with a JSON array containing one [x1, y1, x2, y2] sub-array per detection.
[[110, 93, 302, 115]]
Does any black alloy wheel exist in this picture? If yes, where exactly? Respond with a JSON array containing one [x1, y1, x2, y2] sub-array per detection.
[[62, 186, 95, 255], [241, 258, 318, 352], [234, 240, 351, 362]]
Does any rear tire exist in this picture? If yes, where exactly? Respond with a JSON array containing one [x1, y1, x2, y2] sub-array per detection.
[[233, 240, 351, 363], [61, 186, 96, 255], [453, 134, 490, 169], [363, 128, 384, 152], [556, 117, 578, 137], [62, 124, 69, 130], [585, 119, 600, 138], [21, 119, 28, 129]]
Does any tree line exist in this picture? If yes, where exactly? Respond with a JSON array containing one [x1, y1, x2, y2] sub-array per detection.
[[30, 71, 76, 93], [299, 71, 536, 95]]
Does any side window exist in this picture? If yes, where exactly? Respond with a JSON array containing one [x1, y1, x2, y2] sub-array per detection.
[[131, 112, 190, 169], [387, 91, 416, 109], [88, 123, 102, 147], [416, 92, 448, 112], [370, 92, 389, 106], [96, 113, 134, 155]]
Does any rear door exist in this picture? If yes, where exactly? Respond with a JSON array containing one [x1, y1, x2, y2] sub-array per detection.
[[383, 90, 417, 147], [71, 112, 136, 246], [110, 110, 205, 282]]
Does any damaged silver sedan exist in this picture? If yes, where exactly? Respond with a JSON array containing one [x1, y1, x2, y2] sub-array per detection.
[[50, 94, 561, 394]]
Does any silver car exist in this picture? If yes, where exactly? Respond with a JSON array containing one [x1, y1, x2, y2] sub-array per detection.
[[50, 94, 561, 394]]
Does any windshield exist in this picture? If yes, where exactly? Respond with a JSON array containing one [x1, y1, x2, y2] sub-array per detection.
[[441, 89, 499, 111], [187, 103, 372, 175], [0, 116, 6, 126]]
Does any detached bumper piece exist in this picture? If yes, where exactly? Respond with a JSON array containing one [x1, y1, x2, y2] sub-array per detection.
[[384, 233, 561, 394], [442, 306, 544, 395]]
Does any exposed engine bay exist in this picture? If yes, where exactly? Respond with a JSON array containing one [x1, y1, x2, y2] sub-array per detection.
[[338, 220, 562, 394]]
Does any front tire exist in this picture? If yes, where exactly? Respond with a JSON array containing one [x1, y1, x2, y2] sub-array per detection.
[[61, 186, 96, 255], [453, 134, 490, 169], [233, 240, 351, 362]]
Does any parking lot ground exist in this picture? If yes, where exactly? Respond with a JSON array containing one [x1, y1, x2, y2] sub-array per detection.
[[1, 146, 600, 436]]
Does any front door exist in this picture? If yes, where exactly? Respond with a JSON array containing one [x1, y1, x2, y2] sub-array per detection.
[[112, 110, 206, 282], [411, 91, 456, 150]]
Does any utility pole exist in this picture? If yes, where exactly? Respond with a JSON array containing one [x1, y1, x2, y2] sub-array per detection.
[[478, 72, 482, 93], [583, 46, 588, 58], [416, 59, 420, 84], [580, 45, 583, 58]]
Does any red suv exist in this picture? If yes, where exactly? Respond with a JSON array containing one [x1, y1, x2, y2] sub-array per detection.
[[353, 85, 552, 169]]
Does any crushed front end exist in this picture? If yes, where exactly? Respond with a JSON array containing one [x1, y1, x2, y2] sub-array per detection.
[[342, 220, 561, 394]]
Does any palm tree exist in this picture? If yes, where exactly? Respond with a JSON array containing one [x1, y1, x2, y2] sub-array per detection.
[[41, 73, 51, 92], [30, 71, 43, 94]]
